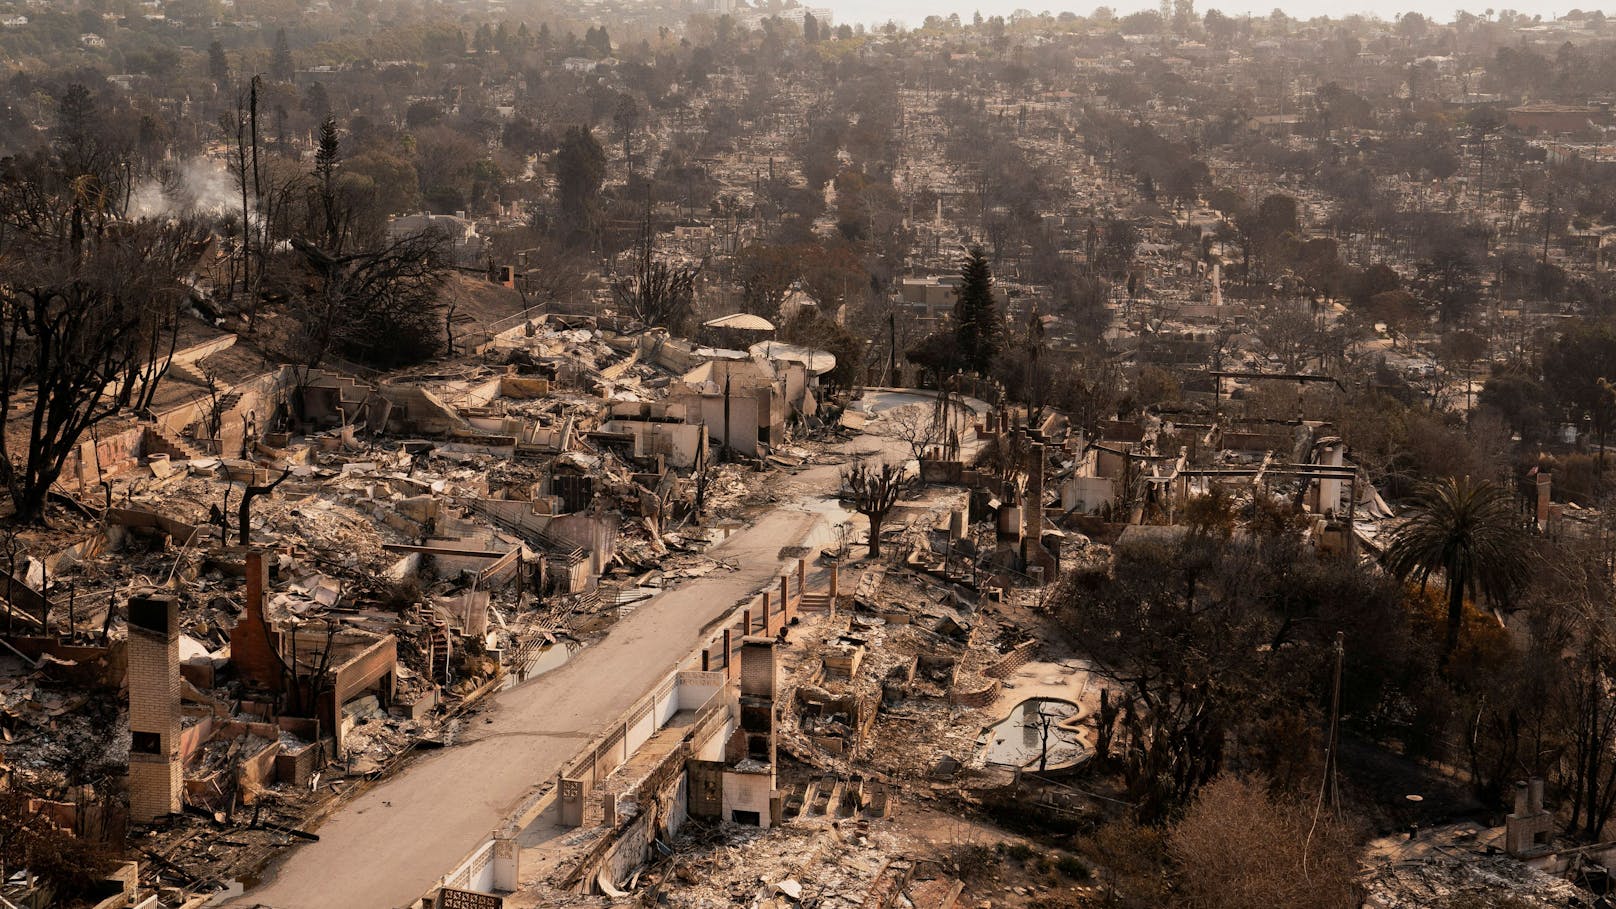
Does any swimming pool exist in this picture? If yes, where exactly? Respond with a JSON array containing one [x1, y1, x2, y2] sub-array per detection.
[[978, 697, 1089, 771]]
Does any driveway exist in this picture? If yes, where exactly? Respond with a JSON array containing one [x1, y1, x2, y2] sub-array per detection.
[[229, 433, 902, 907]]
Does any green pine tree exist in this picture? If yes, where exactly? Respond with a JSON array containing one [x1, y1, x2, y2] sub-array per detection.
[[556, 125, 606, 244], [312, 117, 343, 250], [208, 40, 230, 88], [271, 28, 294, 82], [952, 246, 1001, 375]]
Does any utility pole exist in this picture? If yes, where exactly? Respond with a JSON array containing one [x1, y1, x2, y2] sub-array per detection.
[[249, 76, 263, 201], [721, 361, 732, 462], [1325, 631, 1344, 814], [1542, 190, 1555, 267], [1027, 304, 1044, 429]]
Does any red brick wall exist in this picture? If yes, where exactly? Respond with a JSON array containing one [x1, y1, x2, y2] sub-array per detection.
[[230, 552, 283, 694], [949, 681, 1000, 707], [984, 640, 1039, 680]]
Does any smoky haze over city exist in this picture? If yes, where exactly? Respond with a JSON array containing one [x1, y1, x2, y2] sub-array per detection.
[[1, 0, 1615, 907], [831, 0, 1585, 27]]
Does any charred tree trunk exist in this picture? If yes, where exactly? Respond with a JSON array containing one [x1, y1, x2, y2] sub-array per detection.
[[845, 461, 904, 560], [238, 469, 291, 546]]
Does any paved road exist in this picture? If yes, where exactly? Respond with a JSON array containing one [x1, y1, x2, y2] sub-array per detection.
[[230, 440, 895, 907]]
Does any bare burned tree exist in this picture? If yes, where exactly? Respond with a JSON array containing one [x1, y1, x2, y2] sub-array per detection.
[[612, 208, 697, 332], [843, 460, 906, 558], [1510, 535, 1616, 840], [885, 405, 940, 462], [691, 443, 718, 519], [0, 789, 114, 899], [117, 286, 185, 416], [487, 226, 589, 312], [239, 468, 292, 545], [289, 232, 448, 369], [0, 166, 207, 523], [1035, 704, 1061, 772], [200, 368, 226, 444], [211, 481, 232, 545], [221, 85, 254, 315], [285, 118, 449, 369], [523, 243, 589, 310], [217, 77, 275, 331], [982, 423, 1028, 494], [300, 621, 342, 718]]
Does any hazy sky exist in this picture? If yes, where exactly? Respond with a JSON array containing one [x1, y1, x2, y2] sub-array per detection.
[[817, 0, 1585, 27]]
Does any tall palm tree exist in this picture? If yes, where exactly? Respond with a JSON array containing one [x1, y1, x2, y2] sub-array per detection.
[[1384, 476, 1529, 662]]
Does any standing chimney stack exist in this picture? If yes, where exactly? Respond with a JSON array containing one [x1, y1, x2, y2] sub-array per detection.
[[1023, 441, 1045, 545], [1505, 777, 1553, 856], [127, 593, 182, 822]]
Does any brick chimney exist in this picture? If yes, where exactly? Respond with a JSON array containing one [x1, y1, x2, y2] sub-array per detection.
[[1020, 441, 1058, 583], [733, 636, 779, 827], [1023, 441, 1045, 544], [230, 550, 283, 694], [127, 593, 181, 822], [739, 636, 777, 701]]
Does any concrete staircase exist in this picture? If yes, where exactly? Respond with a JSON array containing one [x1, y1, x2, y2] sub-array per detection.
[[412, 604, 452, 683], [145, 426, 208, 462], [314, 373, 379, 409], [181, 391, 247, 450], [464, 501, 585, 564]]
